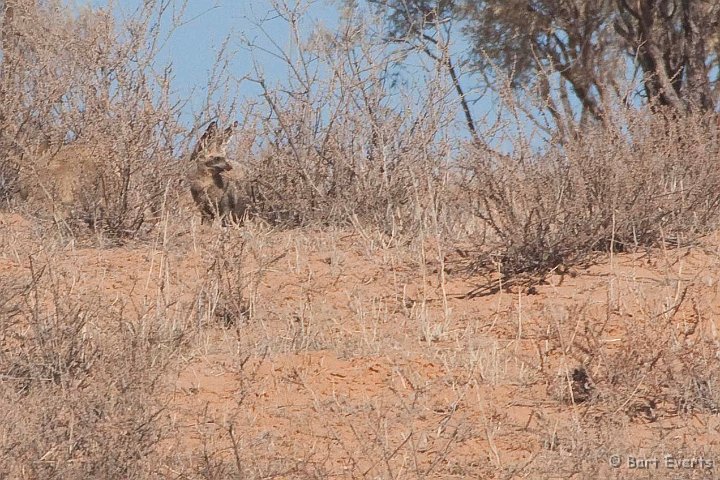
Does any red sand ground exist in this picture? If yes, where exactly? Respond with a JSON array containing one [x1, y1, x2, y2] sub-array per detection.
[[2, 211, 719, 478]]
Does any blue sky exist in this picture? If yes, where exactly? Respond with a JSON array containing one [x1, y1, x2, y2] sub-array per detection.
[[139, 1, 341, 117], [158, 2, 338, 92], [142, 1, 501, 137], [80, 1, 340, 112], [80, 0, 525, 149]]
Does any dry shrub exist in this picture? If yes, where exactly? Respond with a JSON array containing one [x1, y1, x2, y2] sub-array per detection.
[[548, 296, 720, 418], [194, 231, 252, 329], [465, 110, 720, 277], [191, 226, 286, 340], [534, 283, 720, 477], [0, 1, 183, 239], [0, 153, 21, 206], [599, 291, 720, 418], [0, 262, 181, 479], [236, 8, 453, 237], [247, 101, 423, 231]]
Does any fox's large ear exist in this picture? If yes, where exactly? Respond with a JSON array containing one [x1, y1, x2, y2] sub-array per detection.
[[190, 121, 219, 161], [200, 121, 218, 144], [220, 120, 239, 146]]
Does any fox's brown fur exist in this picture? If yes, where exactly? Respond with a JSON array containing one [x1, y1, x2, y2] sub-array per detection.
[[187, 121, 250, 225]]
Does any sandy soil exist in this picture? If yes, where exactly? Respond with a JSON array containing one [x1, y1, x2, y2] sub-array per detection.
[[2, 211, 719, 479]]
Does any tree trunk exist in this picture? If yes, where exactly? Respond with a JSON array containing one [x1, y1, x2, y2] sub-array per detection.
[[681, 0, 714, 112]]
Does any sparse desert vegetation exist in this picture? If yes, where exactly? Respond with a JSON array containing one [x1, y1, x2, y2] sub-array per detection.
[[2, 1, 720, 479]]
